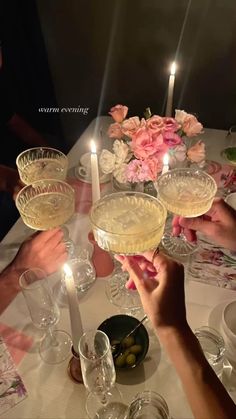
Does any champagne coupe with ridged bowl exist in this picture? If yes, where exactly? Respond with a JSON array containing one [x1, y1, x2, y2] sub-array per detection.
[[90, 191, 167, 312], [156, 168, 217, 256], [16, 147, 68, 185]]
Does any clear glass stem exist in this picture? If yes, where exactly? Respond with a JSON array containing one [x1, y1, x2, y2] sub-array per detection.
[[47, 327, 59, 347]]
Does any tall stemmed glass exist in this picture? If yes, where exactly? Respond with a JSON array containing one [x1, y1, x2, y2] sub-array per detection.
[[89, 191, 167, 306], [79, 330, 121, 419], [156, 168, 217, 256], [19, 268, 72, 364]]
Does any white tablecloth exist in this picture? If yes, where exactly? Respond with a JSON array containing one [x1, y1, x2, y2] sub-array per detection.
[[0, 117, 236, 419]]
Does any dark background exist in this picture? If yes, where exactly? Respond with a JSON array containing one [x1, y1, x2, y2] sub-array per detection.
[[1, 0, 236, 150]]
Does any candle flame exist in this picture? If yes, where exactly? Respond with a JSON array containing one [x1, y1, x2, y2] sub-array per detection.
[[91, 140, 96, 154], [63, 263, 72, 276], [163, 153, 169, 166], [170, 62, 176, 75]]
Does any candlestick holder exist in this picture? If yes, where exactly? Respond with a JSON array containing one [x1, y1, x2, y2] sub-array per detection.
[[67, 346, 83, 384]]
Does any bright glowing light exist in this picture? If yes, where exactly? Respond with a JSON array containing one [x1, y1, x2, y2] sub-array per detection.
[[91, 140, 96, 154], [63, 263, 72, 276], [163, 153, 169, 166], [170, 62, 176, 76]]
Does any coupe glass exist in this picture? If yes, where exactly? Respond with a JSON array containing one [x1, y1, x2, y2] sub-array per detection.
[[79, 329, 121, 419], [16, 147, 68, 185], [15, 179, 75, 230], [90, 191, 167, 308], [19, 268, 72, 364], [156, 168, 217, 256]]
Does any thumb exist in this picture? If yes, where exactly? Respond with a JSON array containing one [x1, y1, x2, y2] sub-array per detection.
[[179, 216, 213, 236]]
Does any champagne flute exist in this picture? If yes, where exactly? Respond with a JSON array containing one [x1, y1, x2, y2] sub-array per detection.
[[156, 168, 217, 256], [19, 268, 72, 364], [89, 191, 167, 309], [79, 329, 121, 419]]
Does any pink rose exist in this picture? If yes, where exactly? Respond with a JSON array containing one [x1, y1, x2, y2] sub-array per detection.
[[163, 131, 182, 147], [107, 122, 123, 139], [121, 117, 142, 137], [162, 117, 180, 133], [182, 115, 203, 137], [109, 104, 128, 123], [187, 140, 205, 163], [131, 127, 164, 160], [146, 115, 164, 132]]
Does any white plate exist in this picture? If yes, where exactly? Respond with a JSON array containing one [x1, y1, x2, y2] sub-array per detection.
[[74, 166, 111, 184]]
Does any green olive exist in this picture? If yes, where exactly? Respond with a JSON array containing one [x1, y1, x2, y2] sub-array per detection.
[[115, 354, 126, 368], [126, 353, 136, 366], [130, 344, 143, 355], [122, 336, 135, 348]]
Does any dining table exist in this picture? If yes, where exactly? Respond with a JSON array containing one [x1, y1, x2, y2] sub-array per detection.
[[0, 116, 236, 419]]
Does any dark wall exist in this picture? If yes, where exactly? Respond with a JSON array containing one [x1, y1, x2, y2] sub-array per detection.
[[36, 0, 236, 145], [1, 0, 66, 151]]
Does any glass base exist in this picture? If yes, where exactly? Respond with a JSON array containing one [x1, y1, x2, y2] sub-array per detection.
[[39, 330, 72, 364], [105, 271, 142, 316], [162, 232, 199, 257], [86, 386, 123, 419]]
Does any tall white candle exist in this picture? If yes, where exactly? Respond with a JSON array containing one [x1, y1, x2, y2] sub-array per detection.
[[162, 153, 169, 175], [90, 140, 100, 203], [165, 62, 176, 117], [63, 263, 83, 353]]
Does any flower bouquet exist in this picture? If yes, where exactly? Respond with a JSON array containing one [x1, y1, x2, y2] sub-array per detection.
[[99, 105, 205, 188]]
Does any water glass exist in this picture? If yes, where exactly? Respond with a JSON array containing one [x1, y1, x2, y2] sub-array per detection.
[[125, 390, 170, 419], [20, 268, 72, 364], [194, 326, 228, 379], [61, 257, 96, 295], [79, 330, 120, 418]]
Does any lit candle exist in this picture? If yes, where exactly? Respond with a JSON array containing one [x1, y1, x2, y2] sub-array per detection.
[[63, 263, 83, 353], [90, 140, 100, 203], [165, 62, 176, 117], [162, 153, 169, 175]]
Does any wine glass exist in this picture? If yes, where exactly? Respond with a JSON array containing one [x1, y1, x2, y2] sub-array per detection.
[[16, 147, 68, 185], [19, 268, 72, 364], [156, 168, 217, 256], [89, 191, 167, 307], [78, 329, 121, 419]]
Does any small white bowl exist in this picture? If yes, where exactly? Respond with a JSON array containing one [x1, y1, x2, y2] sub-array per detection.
[[221, 301, 236, 348], [225, 192, 236, 211]]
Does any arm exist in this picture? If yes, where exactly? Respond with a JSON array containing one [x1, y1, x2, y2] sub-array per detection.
[[0, 228, 67, 314], [120, 253, 236, 419], [173, 198, 236, 251], [7, 113, 49, 147]]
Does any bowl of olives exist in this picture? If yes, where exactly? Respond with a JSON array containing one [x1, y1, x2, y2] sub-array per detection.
[[98, 314, 149, 369]]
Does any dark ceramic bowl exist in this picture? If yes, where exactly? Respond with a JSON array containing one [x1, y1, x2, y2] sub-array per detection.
[[98, 314, 149, 369]]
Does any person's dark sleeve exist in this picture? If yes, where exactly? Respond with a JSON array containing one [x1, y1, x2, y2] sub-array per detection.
[[0, 71, 15, 126]]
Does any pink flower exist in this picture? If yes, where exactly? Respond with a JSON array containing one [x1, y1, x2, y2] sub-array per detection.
[[162, 117, 180, 133], [183, 115, 203, 137], [163, 131, 183, 147], [131, 127, 165, 160], [107, 122, 123, 139], [126, 158, 160, 182], [187, 140, 205, 163], [109, 104, 128, 123], [168, 144, 187, 168], [146, 115, 164, 132], [121, 116, 143, 137]]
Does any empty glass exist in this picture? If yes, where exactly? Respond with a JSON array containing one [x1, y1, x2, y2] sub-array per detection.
[[61, 256, 96, 295], [19, 268, 72, 364], [194, 326, 232, 380], [125, 390, 170, 419], [78, 330, 120, 418]]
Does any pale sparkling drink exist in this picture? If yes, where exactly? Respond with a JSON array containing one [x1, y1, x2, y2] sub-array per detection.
[[16, 180, 75, 230], [90, 192, 167, 254], [16, 147, 68, 185], [157, 168, 217, 217]]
